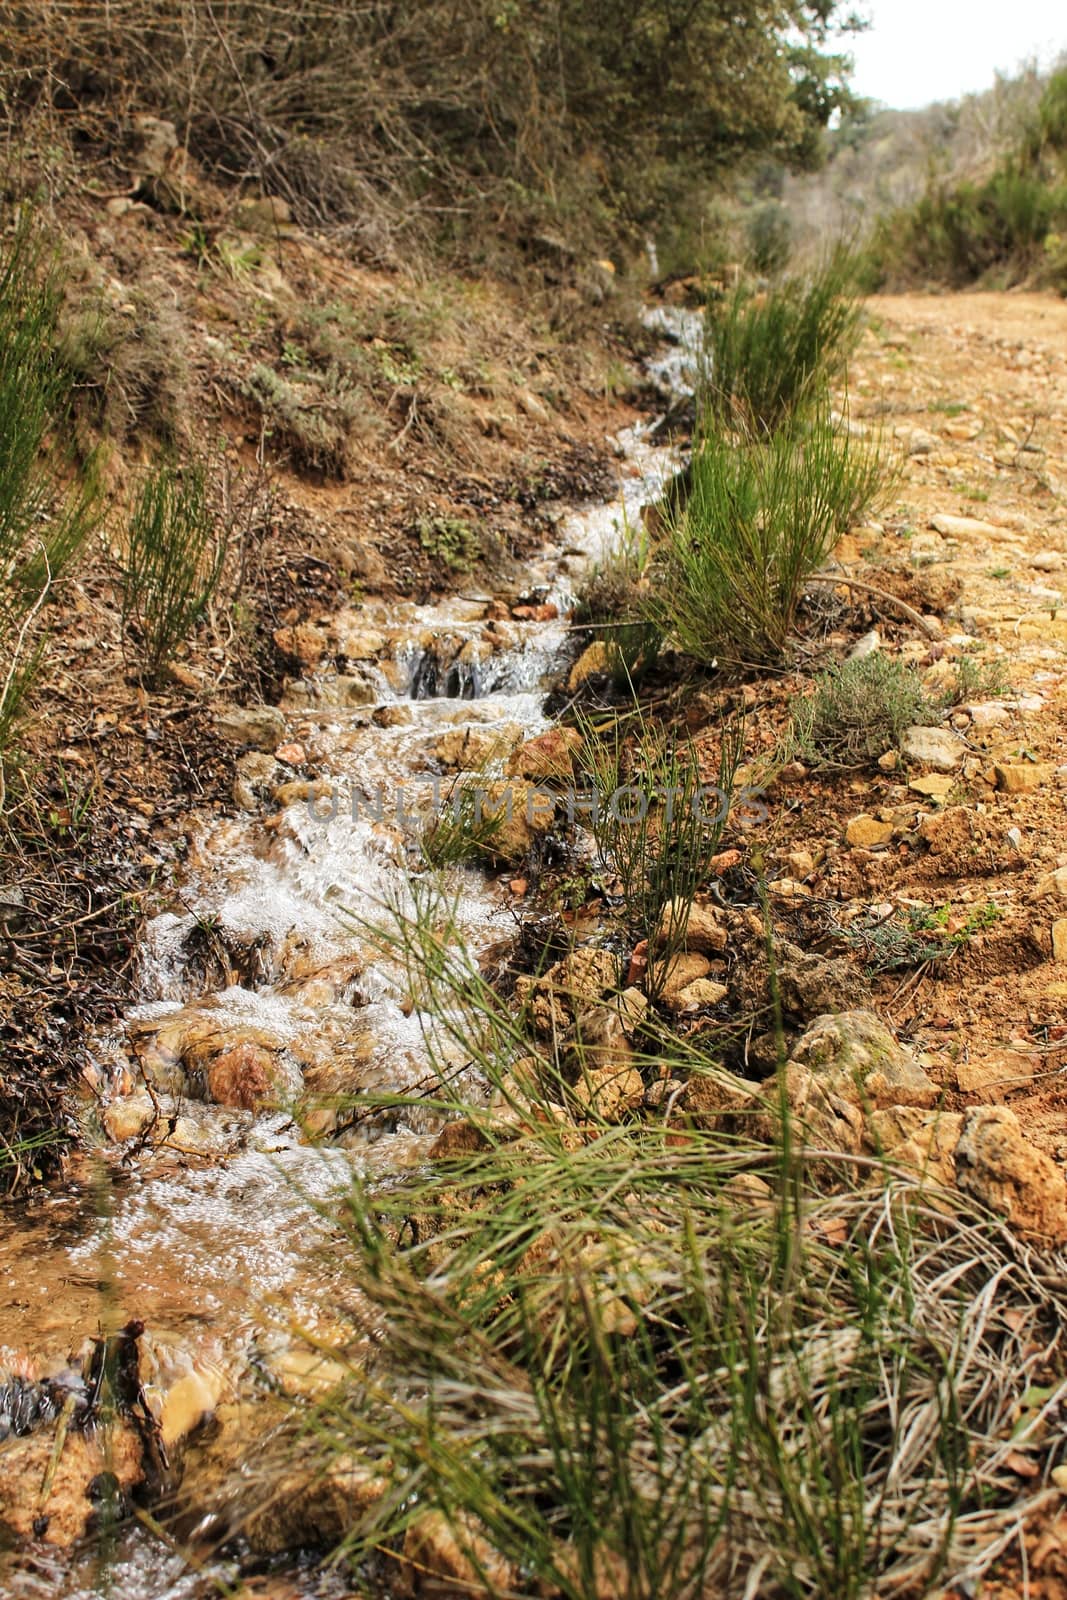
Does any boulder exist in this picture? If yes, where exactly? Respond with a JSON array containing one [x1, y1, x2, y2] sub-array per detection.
[[790, 1011, 938, 1110], [955, 1107, 1067, 1241]]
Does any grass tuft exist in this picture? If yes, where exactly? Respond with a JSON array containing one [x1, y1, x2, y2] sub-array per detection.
[[646, 411, 891, 670], [791, 653, 931, 769], [701, 249, 864, 435]]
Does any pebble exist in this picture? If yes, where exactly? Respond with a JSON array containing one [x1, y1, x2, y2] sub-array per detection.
[[930, 513, 1000, 539], [899, 725, 968, 772], [1053, 921, 1067, 963], [845, 814, 894, 848]]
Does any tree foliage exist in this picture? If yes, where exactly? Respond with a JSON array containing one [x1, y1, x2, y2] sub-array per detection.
[[3, 1, 859, 242]]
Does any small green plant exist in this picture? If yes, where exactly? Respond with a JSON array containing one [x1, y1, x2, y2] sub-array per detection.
[[417, 515, 481, 573], [0, 211, 101, 788], [419, 783, 507, 869], [792, 654, 931, 769], [701, 247, 863, 434], [575, 517, 662, 683], [944, 650, 1009, 705], [843, 900, 1002, 974], [577, 713, 743, 998], [120, 458, 226, 686], [647, 411, 891, 669]]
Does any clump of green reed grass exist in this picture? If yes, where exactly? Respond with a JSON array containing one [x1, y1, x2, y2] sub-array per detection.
[[0, 211, 101, 782], [701, 247, 864, 435], [791, 653, 932, 769], [267, 890, 1067, 1600], [646, 410, 891, 670], [574, 515, 662, 684], [120, 457, 226, 686], [577, 711, 743, 999]]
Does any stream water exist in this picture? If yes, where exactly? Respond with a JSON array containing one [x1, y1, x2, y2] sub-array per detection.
[[0, 308, 699, 1594]]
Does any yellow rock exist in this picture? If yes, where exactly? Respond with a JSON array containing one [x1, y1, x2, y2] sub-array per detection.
[[1053, 920, 1067, 963], [845, 814, 894, 848], [994, 762, 1050, 793]]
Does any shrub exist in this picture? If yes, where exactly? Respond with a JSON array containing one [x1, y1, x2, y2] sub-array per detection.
[[701, 248, 863, 434], [119, 458, 225, 686], [746, 199, 793, 274], [647, 412, 890, 669], [791, 654, 931, 769], [0, 212, 100, 780]]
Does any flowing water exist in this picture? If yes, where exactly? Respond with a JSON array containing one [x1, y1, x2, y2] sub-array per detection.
[[0, 309, 698, 1593]]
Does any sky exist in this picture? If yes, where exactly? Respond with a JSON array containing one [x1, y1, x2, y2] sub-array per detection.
[[844, 0, 1066, 110]]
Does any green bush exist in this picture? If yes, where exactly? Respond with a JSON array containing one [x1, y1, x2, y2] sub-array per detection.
[[120, 458, 225, 686], [647, 412, 890, 669], [701, 249, 863, 435], [791, 653, 931, 769], [0, 213, 99, 777], [746, 199, 793, 274]]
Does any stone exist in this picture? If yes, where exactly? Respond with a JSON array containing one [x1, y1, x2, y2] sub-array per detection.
[[506, 726, 583, 783], [564, 1003, 634, 1073], [845, 814, 895, 848], [272, 622, 330, 667], [516, 948, 619, 1035], [930, 513, 1000, 539], [671, 978, 729, 1012], [965, 702, 1010, 729], [848, 629, 881, 660], [954, 1107, 1067, 1241], [682, 1068, 758, 1128], [899, 725, 968, 772], [756, 1062, 866, 1157], [993, 762, 1050, 793], [784, 849, 815, 880], [477, 781, 557, 866], [215, 704, 286, 750], [790, 1010, 938, 1110], [571, 1064, 645, 1121], [1031, 550, 1064, 572], [131, 113, 178, 176], [1036, 867, 1067, 901], [402, 1511, 516, 1595], [567, 641, 610, 689], [657, 951, 712, 1005], [776, 947, 866, 1018], [956, 1049, 1038, 1100], [652, 898, 728, 955], [1053, 920, 1067, 963], [372, 704, 413, 728], [428, 1119, 492, 1158], [872, 1109, 964, 1190], [908, 774, 955, 802]]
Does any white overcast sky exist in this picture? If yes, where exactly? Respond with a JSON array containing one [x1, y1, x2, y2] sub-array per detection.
[[845, 1, 1067, 109]]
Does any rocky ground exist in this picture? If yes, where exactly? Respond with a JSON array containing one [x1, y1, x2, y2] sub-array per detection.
[[4, 280, 1067, 1595]]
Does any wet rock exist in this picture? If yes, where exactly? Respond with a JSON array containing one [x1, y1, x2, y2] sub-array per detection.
[[506, 726, 583, 783], [845, 814, 894, 848], [272, 621, 331, 668], [216, 704, 286, 750], [900, 725, 967, 772], [206, 1040, 288, 1110], [435, 725, 516, 770], [478, 781, 556, 866], [790, 1011, 938, 1110], [652, 898, 728, 955], [372, 704, 413, 728], [567, 641, 610, 689], [954, 1107, 1067, 1241], [233, 751, 279, 810]]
